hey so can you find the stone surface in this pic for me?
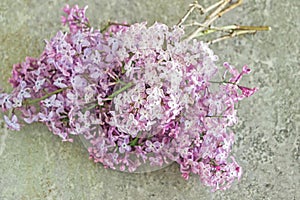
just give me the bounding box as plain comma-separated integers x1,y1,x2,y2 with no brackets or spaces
0,0,299,199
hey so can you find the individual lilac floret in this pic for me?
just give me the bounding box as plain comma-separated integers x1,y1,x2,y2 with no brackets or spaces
4,115,20,131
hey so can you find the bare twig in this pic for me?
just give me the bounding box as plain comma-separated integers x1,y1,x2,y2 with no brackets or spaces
232,25,271,31
202,0,226,14
177,1,198,26
186,0,245,41
187,23,270,32
206,0,243,26
181,0,271,44
192,1,205,15
207,30,257,44
100,20,130,33
182,21,207,28
178,0,227,27
206,0,230,20
184,23,270,41
218,0,243,17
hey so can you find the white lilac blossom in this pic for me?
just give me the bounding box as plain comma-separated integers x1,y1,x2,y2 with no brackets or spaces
0,4,261,192
3,115,20,131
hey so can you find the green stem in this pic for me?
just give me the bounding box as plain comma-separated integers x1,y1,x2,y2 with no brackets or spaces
129,137,139,146
100,21,130,33
8,108,13,118
205,115,225,118
24,87,70,105
104,82,134,101
100,22,110,33
209,80,236,85
86,103,99,111
107,21,130,27
73,79,132,113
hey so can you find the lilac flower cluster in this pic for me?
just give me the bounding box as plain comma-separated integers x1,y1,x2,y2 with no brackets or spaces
0,5,258,191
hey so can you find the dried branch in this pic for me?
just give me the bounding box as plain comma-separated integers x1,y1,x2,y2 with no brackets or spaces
178,0,270,44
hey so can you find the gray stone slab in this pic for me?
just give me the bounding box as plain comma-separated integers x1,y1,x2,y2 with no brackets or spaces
0,0,299,199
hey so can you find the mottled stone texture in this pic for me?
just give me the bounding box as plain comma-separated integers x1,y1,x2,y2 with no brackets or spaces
0,0,299,199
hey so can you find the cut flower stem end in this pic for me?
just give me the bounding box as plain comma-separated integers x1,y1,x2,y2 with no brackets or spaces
178,0,271,43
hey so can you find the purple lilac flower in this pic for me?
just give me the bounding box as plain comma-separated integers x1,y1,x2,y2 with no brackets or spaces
0,93,13,110
4,115,20,131
0,4,259,192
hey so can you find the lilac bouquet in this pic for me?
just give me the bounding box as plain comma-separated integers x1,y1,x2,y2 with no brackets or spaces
0,1,269,191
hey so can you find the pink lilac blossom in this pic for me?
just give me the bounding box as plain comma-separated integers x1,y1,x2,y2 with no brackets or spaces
0,5,258,192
